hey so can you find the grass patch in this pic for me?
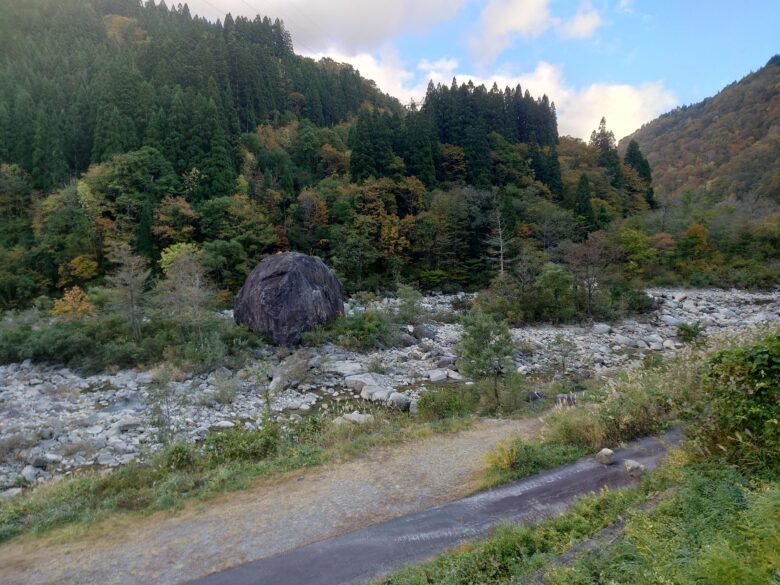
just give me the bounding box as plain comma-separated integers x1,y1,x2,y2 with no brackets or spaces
416,385,480,421
0,410,472,543
374,481,652,584
544,465,779,584
482,440,590,487
375,454,779,585
377,327,780,584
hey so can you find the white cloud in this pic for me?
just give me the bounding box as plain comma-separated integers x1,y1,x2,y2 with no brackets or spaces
557,2,603,39
469,0,604,67
558,81,677,140
305,47,417,103
618,0,634,12
183,0,467,54
307,52,677,140
469,0,555,68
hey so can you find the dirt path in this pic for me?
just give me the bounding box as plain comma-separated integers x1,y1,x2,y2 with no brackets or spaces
188,431,678,585
0,417,543,585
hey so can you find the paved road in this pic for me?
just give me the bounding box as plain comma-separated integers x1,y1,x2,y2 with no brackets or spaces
188,429,681,585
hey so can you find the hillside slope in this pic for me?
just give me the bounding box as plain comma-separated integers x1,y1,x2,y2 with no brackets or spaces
620,55,780,202
0,0,397,191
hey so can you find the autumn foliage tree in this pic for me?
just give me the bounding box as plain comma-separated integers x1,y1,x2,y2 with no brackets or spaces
105,243,151,342
565,230,614,316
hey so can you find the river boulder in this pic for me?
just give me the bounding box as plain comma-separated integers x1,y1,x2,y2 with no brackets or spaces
234,252,344,345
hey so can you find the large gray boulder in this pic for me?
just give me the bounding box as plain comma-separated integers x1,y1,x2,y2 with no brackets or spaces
234,252,344,345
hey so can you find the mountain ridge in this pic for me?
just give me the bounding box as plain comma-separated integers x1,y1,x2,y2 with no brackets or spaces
619,55,780,202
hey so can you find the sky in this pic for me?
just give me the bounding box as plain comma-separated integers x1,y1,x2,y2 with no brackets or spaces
184,0,780,140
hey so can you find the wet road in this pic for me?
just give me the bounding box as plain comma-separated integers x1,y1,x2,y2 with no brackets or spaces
188,429,680,585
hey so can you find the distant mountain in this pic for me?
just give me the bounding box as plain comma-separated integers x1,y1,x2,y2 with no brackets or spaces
619,55,780,202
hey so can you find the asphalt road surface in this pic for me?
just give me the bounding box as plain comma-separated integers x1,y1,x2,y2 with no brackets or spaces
188,428,680,585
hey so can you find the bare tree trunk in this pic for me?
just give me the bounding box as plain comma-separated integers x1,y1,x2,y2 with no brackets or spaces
495,208,505,275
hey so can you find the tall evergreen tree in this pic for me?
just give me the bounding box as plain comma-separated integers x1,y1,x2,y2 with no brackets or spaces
0,102,11,162
464,120,492,187
575,173,595,231
11,90,35,171
31,107,68,190
624,139,656,208
349,109,378,182
546,146,564,202
193,97,236,200
589,117,624,189
404,110,436,188
92,105,132,163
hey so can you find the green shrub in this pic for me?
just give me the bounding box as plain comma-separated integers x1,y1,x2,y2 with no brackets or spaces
302,309,401,351
450,295,473,313
287,415,325,446
396,284,423,325
335,309,398,350
605,280,654,315
0,311,260,374
597,382,671,445
204,424,281,466
475,275,526,325
417,386,478,420
160,442,201,472
301,325,329,346
546,407,606,450
691,333,780,474
678,321,705,344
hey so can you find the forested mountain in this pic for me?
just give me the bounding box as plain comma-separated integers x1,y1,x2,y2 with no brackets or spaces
0,0,398,193
0,0,777,317
619,55,780,202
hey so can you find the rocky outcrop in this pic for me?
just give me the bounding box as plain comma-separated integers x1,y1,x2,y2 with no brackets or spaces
234,252,344,345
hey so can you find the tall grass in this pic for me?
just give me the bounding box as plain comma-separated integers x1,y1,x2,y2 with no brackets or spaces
483,326,777,486
378,327,780,584
544,464,779,584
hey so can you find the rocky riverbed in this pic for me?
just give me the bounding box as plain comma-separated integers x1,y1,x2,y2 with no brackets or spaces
1,287,777,497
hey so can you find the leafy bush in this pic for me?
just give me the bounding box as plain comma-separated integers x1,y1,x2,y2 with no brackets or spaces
337,309,398,350
204,424,281,466
546,407,607,450
396,283,423,325
475,275,526,325
416,386,478,420
303,309,401,351
450,295,473,313
691,333,780,474
475,270,652,326
50,286,95,318
0,311,260,374
596,382,671,445
161,442,200,472
677,321,704,344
